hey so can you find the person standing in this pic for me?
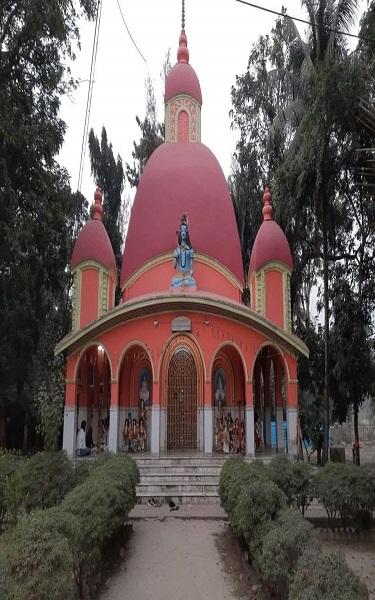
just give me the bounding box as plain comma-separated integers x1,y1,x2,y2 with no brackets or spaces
76,420,91,456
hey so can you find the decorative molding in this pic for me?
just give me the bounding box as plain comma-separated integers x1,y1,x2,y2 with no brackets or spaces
72,270,80,332
165,95,201,143
256,272,265,316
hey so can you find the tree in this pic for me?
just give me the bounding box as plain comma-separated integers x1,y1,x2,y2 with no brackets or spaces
88,126,125,276
0,0,95,448
125,75,165,188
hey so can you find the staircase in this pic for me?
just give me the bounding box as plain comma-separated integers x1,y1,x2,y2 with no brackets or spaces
133,454,230,505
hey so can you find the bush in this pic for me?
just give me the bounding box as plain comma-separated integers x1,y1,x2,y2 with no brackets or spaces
314,462,375,527
219,456,267,517
232,479,286,552
268,456,314,516
259,508,320,599
0,454,24,528
0,510,76,600
0,454,140,599
289,548,369,600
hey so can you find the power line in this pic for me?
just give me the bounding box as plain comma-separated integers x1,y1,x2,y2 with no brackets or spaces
234,0,375,44
116,0,146,63
77,0,103,192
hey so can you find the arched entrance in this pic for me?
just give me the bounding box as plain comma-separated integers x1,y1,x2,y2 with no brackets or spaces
167,347,197,450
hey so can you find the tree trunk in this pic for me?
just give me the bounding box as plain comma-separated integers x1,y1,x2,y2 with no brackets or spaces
353,399,360,466
322,221,330,465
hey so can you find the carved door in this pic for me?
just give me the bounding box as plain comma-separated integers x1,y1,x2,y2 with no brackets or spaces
167,347,197,450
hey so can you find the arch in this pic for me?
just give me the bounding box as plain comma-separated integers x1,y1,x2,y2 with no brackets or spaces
73,340,113,382
158,332,206,383
177,109,189,141
167,346,197,450
116,340,154,380
250,341,290,382
118,342,153,409
208,340,248,382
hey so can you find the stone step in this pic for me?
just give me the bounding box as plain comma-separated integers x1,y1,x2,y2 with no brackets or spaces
136,490,221,505
139,473,220,483
137,482,219,494
133,456,230,468
137,466,222,476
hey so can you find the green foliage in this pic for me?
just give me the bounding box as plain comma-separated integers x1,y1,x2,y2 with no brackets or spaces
34,355,65,451
289,548,369,600
259,508,320,599
0,454,23,527
268,455,314,515
219,456,267,517
232,479,286,546
0,454,139,599
0,511,76,600
314,462,375,526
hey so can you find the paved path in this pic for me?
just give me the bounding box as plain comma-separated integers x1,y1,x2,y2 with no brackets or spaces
100,518,242,600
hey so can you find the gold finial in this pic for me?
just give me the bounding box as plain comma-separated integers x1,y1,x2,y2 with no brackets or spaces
182,0,185,30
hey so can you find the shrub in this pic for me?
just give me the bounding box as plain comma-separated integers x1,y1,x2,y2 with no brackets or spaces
268,456,314,516
0,454,24,528
232,479,286,553
314,462,375,526
0,510,76,600
219,456,267,517
259,508,320,599
289,548,369,600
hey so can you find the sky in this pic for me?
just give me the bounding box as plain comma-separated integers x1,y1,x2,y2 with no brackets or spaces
58,0,368,205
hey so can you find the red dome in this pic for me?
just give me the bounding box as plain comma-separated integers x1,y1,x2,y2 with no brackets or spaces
121,142,243,285
71,219,116,273
249,219,293,273
165,62,202,104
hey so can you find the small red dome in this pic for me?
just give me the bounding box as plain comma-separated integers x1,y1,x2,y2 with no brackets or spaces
120,142,243,285
165,62,202,104
249,187,293,273
71,187,116,273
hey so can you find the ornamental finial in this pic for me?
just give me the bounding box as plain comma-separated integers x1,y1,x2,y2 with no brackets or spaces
262,185,273,221
93,185,103,220
177,0,189,63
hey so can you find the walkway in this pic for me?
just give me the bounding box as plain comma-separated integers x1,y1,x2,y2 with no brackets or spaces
100,513,246,600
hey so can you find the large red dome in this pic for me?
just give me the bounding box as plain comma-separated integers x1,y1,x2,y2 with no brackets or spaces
71,219,116,273
165,62,202,104
121,142,243,285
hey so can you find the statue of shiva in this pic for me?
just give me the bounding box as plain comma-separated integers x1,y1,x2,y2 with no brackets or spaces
171,213,196,288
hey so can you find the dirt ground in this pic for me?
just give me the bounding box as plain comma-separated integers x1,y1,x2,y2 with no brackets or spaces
99,519,263,600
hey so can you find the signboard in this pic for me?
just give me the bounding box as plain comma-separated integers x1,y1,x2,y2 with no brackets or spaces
172,316,191,332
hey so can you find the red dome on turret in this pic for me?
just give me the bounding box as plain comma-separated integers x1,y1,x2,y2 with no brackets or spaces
165,25,202,104
249,186,293,273
120,142,243,285
71,186,116,274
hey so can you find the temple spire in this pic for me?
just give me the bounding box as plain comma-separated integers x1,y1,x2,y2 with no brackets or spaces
177,0,189,63
262,185,273,221
93,185,103,220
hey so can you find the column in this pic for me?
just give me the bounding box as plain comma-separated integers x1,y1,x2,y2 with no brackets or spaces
276,407,285,452
151,407,160,455
204,406,213,453
286,407,298,459
63,381,77,457
245,406,255,457
263,359,271,448
108,381,119,453
275,360,284,451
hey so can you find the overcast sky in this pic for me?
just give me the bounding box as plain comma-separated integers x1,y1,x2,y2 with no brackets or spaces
58,0,368,204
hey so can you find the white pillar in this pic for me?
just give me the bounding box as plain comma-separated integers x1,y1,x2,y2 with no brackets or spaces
245,406,255,457
151,406,160,455
63,406,77,458
204,406,213,453
276,407,285,451
286,407,298,459
108,406,119,453
265,407,272,448
198,408,204,451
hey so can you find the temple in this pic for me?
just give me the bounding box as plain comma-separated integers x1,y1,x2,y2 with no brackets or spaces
56,10,308,458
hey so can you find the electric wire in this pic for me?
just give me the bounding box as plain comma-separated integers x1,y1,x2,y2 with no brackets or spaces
116,0,147,63
234,0,375,44
77,0,103,192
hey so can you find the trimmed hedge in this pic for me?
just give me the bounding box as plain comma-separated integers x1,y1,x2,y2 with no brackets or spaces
259,508,320,599
0,453,139,600
219,457,371,600
289,548,369,600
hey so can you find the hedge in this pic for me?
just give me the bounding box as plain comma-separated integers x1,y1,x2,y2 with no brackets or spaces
0,453,140,600
268,455,314,516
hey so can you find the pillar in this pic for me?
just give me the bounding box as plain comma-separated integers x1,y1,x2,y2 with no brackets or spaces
286,407,298,459
263,359,271,448
63,381,77,457
275,360,284,451
204,380,213,453
108,381,119,453
151,381,160,455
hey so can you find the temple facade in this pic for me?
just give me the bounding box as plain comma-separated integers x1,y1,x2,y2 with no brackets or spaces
56,16,308,458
